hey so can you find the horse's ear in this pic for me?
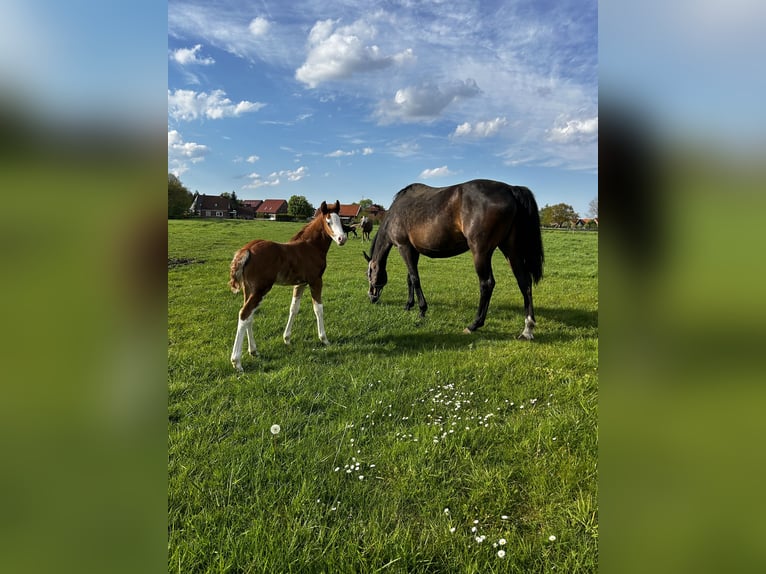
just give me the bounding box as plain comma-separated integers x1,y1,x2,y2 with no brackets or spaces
363,251,371,262
334,199,341,212
320,201,328,214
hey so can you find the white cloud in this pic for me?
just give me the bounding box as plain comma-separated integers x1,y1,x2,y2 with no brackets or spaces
419,165,455,179
452,116,508,138
326,149,355,158
326,147,374,157
549,116,598,143
249,17,270,37
168,89,266,121
246,155,260,163
168,129,209,176
377,79,481,123
244,166,308,189
295,18,412,88
170,44,215,66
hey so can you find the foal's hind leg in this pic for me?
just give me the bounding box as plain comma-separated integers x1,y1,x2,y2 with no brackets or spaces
231,289,267,371
283,284,306,345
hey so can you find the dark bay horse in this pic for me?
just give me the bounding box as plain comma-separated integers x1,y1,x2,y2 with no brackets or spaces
363,180,544,337
229,201,347,371
360,216,373,241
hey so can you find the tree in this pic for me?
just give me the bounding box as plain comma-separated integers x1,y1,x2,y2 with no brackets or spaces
168,173,193,218
287,195,314,219
221,191,242,209
588,196,598,218
358,198,373,211
539,203,579,227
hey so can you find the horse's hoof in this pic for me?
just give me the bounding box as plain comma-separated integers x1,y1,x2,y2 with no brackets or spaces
517,332,534,340
232,363,244,372
283,338,291,346
249,350,259,356
463,327,473,334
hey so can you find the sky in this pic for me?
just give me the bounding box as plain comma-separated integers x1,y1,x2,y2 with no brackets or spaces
168,0,598,216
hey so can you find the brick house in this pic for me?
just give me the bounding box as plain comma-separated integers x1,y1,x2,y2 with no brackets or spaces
256,199,288,220
189,193,255,219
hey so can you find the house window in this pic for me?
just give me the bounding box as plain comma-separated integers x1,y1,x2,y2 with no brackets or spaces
216,211,224,217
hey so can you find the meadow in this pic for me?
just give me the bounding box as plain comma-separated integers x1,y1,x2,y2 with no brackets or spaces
168,219,598,573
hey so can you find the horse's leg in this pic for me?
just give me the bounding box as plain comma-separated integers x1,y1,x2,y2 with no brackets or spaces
500,242,536,339
465,250,496,333
308,280,330,345
511,265,535,339
231,289,267,371
283,284,306,345
399,245,427,317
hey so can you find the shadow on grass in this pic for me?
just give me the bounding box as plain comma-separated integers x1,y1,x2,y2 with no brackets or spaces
218,302,597,373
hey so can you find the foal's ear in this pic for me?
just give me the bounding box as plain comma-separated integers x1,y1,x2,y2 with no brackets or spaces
320,201,328,214
363,251,371,262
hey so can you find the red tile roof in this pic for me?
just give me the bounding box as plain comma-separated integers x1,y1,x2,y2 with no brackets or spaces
256,199,288,213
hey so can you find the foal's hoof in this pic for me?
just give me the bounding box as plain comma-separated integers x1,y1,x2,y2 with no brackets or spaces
232,362,244,373
463,327,474,335
517,332,534,341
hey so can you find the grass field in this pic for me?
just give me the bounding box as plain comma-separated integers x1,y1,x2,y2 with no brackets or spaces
168,219,598,573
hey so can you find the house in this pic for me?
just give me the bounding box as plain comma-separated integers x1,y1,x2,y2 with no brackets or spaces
189,193,254,219
339,204,361,223
256,199,288,220
364,203,387,222
314,203,361,223
241,199,263,211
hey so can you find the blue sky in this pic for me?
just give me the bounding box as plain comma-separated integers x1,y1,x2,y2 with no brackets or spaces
168,0,598,215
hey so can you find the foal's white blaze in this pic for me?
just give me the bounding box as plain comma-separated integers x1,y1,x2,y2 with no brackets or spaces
326,212,347,245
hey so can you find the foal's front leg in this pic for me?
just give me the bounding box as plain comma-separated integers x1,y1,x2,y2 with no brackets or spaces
283,284,306,345
309,281,330,345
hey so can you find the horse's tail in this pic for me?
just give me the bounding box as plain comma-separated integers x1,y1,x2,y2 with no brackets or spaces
511,186,544,284
229,248,250,293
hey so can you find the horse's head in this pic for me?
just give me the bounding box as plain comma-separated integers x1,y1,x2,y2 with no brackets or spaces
321,200,347,246
363,250,387,303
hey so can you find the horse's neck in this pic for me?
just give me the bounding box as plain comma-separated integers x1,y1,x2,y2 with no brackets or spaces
292,218,331,251
372,229,394,267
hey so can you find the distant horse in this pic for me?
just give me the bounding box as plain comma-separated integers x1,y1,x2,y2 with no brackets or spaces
229,200,347,371
342,222,358,238
363,180,544,337
360,216,373,241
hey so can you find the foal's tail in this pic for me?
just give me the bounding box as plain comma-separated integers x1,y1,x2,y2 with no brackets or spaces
511,186,544,284
229,248,251,293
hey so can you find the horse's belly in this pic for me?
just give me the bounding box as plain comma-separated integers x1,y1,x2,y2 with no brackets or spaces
418,243,469,258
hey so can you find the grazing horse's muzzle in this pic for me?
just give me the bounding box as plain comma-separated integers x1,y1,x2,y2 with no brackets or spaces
369,285,383,303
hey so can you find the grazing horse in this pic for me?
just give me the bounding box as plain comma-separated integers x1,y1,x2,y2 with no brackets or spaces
360,216,373,241
229,200,347,371
363,179,544,337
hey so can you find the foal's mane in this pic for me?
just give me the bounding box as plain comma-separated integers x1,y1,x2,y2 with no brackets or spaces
289,211,326,242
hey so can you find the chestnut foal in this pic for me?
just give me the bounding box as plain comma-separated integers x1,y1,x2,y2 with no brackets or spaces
228,200,347,372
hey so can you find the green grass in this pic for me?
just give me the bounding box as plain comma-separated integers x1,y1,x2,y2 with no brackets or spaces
168,220,598,573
